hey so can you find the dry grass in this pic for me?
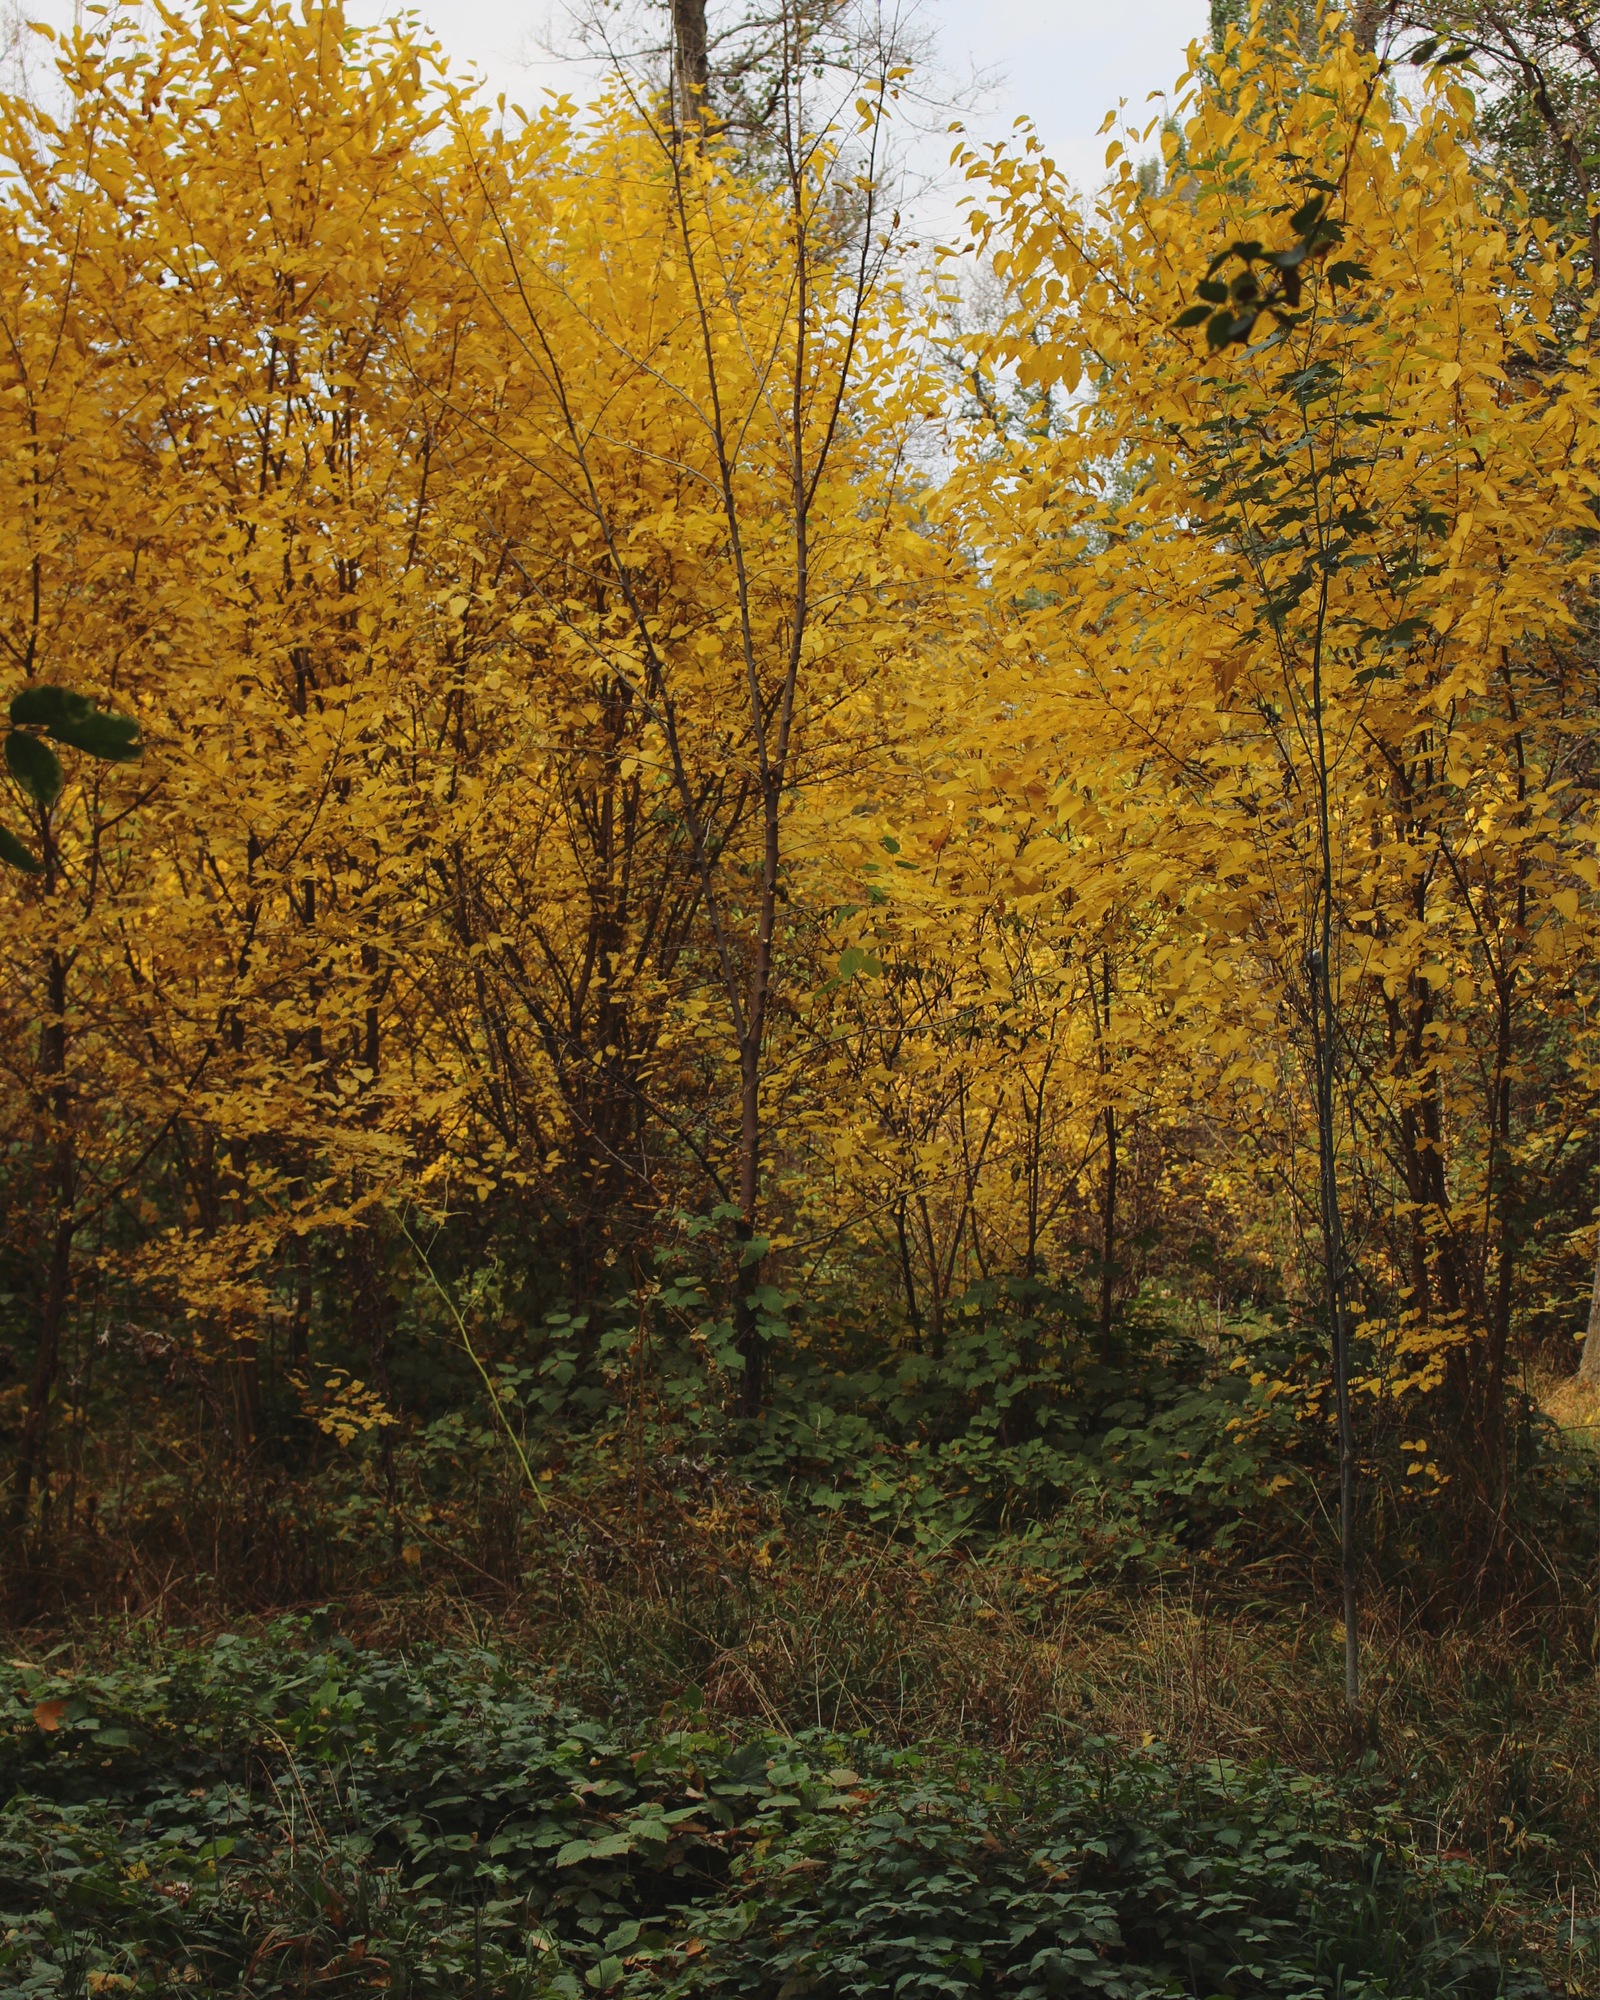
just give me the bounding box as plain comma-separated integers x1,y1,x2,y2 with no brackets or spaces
1541,1371,1600,1445
255,1503,1593,1904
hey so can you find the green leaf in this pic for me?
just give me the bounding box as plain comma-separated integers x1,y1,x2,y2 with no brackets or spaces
5,732,63,807
837,944,883,981
1288,195,1325,235
1197,279,1228,304
0,824,41,872
1173,304,1212,329
50,708,141,761
10,685,93,731
556,1831,634,1866
10,684,140,761
1217,311,1260,349
1205,311,1235,350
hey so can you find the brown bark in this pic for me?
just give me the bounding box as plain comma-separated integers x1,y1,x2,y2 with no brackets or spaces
672,0,709,126
1351,0,1388,55
894,1198,922,1344
735,1035,764,1418
10,949,75,1536
1578,1230,1600,1384
290,1229,312,1372
1481,971,1518,1466
1098,1105,1118,1366
1093,953,1117,1363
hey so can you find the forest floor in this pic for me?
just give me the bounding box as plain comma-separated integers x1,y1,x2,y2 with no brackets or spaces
3,1398,1599,1998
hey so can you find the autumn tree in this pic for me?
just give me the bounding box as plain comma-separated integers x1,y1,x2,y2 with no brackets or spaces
947,2,1600,1609
411,41,940,1412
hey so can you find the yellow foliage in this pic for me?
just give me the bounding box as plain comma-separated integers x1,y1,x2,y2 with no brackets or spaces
3,0,1599,1503
935,6,1600,1432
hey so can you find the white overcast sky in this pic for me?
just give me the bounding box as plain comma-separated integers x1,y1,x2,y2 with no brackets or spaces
13,0,1214,225
431,0,1213,195
421,0,1212,215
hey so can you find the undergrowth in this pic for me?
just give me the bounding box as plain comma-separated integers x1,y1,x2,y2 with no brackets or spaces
0,1621,1561,1999
5,1293,1599,1996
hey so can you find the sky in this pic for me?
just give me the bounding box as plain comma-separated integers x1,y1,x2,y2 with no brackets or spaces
383,0,1213,192
431,0,1211,207
11,0,1213,226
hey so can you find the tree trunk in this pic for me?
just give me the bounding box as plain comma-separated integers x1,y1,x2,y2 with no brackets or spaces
1313,939,1360,1714
1351,0,1386,54
672,0,709,126
1306,568,1360,1716
1578,1230,1600,1384
734,1042,763,1418
291,1230,312,1372
10,949,75,1536
1094,954,1118,1364
1098,1104,1117,1365
894,1198,922,1344
1481,976,1518,1472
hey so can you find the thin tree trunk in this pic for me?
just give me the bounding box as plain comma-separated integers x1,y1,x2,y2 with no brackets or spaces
1308,570,1359,1715
291,1230,312,1372
733,744,785,1419
894,1198,923,1344
1312,939,1359,1712
1094,953,1117,1364
1482,659,1528,1473
916,1192,946,1361
10,949,75,1536
735,1040,763,1419
1351,0,1387,54
1578,1231,1600,1384
1098,1105,1118,1365
1482,975,1518,1467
